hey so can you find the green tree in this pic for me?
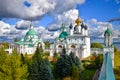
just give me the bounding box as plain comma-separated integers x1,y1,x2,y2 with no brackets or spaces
44,41,50,49
55,50,81,79
55,55,70,79
91,42,103,49
69,52,81,72
114,46,118,53
0,49,28,80
1,42,9,49
61,46,66,55
38,59,54,80
14,38,18,43
32,45,43,62
29,46,54,80
53,50,58,59
29,46,43,79
68,52,81,80
21,53,26,64
70,66,79,80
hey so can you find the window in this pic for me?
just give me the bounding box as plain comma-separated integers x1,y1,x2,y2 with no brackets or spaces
58,45,62,48
71,45,75,48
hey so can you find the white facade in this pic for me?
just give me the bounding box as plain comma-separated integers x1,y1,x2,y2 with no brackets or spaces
50,17,91,58
7,24,45,54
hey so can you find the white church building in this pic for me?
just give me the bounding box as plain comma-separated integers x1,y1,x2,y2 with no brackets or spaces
50,16,91,58
6,23,45,54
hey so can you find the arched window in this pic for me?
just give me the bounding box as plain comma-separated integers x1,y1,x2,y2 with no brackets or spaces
71,45,75,48
58,45,62,48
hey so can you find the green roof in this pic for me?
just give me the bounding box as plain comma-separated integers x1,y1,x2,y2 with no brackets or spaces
26,29,37,36
15,41,24,45
59,31,68,38
98,52,115,80
105,28,112,35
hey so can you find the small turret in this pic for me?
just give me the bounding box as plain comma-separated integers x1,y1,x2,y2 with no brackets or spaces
69,23,73,35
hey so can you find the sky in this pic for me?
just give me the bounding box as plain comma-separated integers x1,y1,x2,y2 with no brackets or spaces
0,0,120,42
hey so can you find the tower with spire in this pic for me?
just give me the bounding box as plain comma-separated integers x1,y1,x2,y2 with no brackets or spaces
103,27,114,67
98,28,115,79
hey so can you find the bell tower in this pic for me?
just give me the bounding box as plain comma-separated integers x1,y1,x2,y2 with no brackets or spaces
103,27,114,67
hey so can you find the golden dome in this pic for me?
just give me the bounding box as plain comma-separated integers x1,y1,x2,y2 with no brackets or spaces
75,17,82,26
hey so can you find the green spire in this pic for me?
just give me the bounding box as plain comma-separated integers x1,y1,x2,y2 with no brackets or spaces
30,20,33,29
98,52,115,80
60,23,66,32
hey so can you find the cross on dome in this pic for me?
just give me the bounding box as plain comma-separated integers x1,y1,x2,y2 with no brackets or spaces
30,20,33,30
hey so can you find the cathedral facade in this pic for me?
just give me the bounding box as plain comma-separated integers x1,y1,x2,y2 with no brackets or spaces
7,23,45,54
50,16,91,58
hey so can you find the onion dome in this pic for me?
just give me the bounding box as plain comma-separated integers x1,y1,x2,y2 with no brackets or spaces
74,25,77,31
59,32,68,39
26,22,37,36
26,29,37,36
81,23,88,30
81,23,84,28
75,17,82,26
84,25,88,30
104,28,112,36
69,23,73,29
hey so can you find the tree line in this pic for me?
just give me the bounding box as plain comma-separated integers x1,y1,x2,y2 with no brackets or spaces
0,45,82,80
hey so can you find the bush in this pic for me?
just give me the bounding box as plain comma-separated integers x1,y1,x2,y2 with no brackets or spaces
91,42,103,49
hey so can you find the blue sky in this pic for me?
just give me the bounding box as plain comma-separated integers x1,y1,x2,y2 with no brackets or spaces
2,0,120,27
77,0,120,21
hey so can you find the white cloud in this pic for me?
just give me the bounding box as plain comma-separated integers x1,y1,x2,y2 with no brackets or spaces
47,9,79,31
15,20,31,30
86,18,120,38
0,21,11,36
0,20,28,41
36,26,58,39
52,0,85,14
0,0,85,20
0,20,60,42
